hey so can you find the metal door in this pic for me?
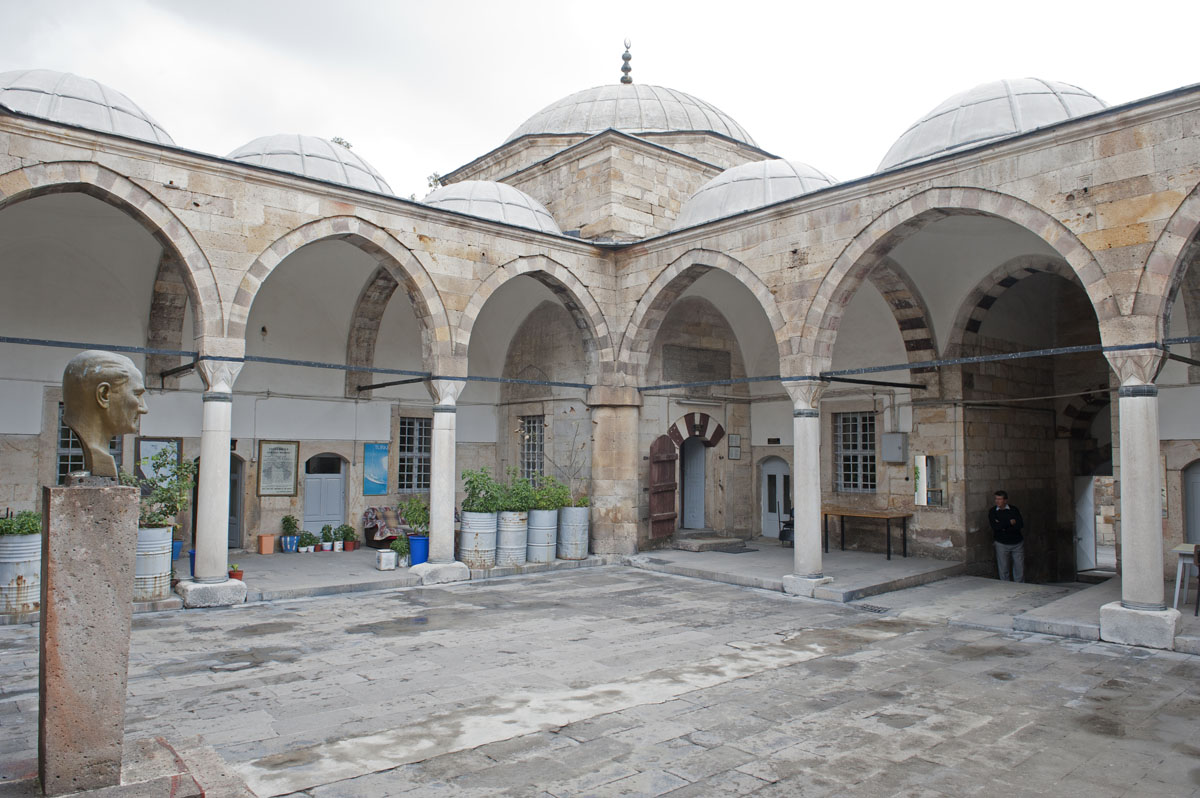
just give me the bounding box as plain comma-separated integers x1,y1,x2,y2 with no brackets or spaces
761,457,790,538
303,458,346,533
1074,475,1096,571
228,456,243,548
649,435,677,539
1186,461,1200,544
681,437,705,529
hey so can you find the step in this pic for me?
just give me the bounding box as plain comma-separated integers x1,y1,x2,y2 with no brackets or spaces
673,536,750,553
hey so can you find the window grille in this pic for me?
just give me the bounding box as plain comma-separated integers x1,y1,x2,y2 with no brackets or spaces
396,417,431,492
834,412,876,493
56,403,122,484
519,415,544,484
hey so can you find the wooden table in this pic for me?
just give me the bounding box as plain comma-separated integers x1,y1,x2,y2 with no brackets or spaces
822,506,913,560
1171,543,1198,610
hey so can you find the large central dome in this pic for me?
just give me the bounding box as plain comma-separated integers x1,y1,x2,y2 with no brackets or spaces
505,84,756,147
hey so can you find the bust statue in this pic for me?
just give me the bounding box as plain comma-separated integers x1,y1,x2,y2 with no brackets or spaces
61,351,148,478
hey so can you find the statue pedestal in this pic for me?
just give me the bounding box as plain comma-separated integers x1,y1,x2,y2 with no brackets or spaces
39,484,138,796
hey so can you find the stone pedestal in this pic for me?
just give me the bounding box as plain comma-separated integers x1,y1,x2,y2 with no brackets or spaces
40,484,138,796
409,561,470,585
782,574,833,598
175,578,247,608
1099,601,1181,650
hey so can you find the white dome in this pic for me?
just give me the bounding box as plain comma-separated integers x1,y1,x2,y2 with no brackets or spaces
424,181,561,235
226,134,392,194
506,84,756,147
0,69,174,145
879,78,1107,171
673,159,837,230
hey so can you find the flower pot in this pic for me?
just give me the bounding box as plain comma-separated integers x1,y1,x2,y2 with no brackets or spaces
496,511,528,566
302,545,315,553
409,535,430,566
333,540,344,552
376,549,398,570
258,534,276,555
135,526,172,602
0,532,41,614
527,509,557,563
344,540,357,552
557,506,589,560
228,569,244,580
459,511,497,568
320,541,333,551
281,535,299,553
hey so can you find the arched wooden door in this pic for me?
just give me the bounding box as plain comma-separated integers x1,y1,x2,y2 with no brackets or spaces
649,435,678,539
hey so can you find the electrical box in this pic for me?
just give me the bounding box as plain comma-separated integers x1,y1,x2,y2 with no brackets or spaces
880,432,908,463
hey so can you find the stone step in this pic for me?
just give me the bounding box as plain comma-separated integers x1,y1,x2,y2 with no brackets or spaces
673,536,750,553
1076,569,1116,584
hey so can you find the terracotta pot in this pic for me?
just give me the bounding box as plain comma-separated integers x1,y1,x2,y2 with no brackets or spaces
344,540,357,552
228,569,244,580
258,534,276,555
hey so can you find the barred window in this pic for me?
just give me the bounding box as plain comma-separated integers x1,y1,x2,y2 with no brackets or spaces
518,415,544,484
57,403,122,484
834,412,875,493
396,417,431,492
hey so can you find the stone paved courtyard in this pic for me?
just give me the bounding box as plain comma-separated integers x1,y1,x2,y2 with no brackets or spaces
1,567,1198,797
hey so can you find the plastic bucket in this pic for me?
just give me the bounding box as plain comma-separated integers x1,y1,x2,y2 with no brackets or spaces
459,512,497,568
496,511,528,567
281,535,299,553
410,535,429,565
134,526,173,602
0,534,41,614
557,506,589,560
172,539,183,561
527,509,557,563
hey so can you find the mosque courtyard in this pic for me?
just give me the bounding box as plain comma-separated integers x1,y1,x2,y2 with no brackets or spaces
1,567,1198,797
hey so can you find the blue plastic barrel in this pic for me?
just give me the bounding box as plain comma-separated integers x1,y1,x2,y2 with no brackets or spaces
188,549,195,578
172,540,183,561
409,535,429,566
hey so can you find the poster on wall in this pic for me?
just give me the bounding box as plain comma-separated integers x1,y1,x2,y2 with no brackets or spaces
364,443,389,495
257,440,298,497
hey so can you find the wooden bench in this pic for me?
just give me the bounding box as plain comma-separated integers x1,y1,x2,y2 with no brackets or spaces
822,506,913,560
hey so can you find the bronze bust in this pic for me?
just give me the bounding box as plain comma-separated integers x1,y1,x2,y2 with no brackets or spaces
61,351,148,478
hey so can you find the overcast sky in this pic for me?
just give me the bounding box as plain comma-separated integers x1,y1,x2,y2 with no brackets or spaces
1,1,1197,199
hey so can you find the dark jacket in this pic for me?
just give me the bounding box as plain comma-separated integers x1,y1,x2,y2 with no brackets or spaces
988,504,1024,545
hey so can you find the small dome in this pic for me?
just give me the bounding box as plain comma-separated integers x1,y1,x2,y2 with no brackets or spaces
506,84,756,147
226,134,392,194
0,69,174,145
673,159,837,230
424,181,561,235
878,78,1107,171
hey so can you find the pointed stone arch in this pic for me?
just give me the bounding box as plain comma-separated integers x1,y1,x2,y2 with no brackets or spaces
863,256,937,363
457,254,612,384
232,216,451,377
0,160,222,341
801,187,1117,373
1147,177,1200,344
618,249,787,384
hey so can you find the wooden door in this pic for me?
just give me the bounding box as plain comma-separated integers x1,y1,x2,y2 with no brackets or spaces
649,435,678,539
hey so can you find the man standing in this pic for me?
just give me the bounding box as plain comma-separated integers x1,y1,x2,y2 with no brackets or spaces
989,490,1025,582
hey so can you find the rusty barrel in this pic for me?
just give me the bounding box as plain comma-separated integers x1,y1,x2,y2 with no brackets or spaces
496,511,528,567
459,511,497,568
0,533,40,614
557,506,589,560
526,509,557,563
134,526,173,602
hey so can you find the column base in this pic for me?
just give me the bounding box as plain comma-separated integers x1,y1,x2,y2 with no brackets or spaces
782,574,833,597
409,561,471,585
1099,601,1181,650
175,578,247,608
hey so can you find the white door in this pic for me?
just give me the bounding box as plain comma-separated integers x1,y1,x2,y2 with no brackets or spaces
1074,476,1096,571
761,457,790,538
1186,462,1200,544
303,456,346,534
681,438,705,529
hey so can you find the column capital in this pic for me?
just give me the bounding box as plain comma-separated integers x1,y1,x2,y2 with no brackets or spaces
783,378,825,412
1105,347,1163,387
586,385,642,408
197,358,242,394
427,378,464,407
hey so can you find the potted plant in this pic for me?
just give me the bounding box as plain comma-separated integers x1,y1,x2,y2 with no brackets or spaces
0,510,42,614
338,524,359,552
227,562,244,580
459,467,501,568
280,515,300,552
298,530,319,553
320,525,335,552
543,406,591,560
496,468,534,567
400,495,430,566
381,533,409,569
528,475,568,563
121,447,197,599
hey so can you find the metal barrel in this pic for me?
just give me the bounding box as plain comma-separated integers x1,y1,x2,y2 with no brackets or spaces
459,512,497,568
526,509,557,563
557,507,589,560
134,526,173,602
496,511,528,567
0,534,41,614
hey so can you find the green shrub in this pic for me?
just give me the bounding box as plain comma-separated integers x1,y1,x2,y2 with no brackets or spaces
119,447,197,528
281,515,300,535
500,468,536,512
390,534,410,556
320,525,334,543
533,476,570,510
460,468,502,513
400,495,429,535
298,531,319,548
0,510,41,536
336,524,358,542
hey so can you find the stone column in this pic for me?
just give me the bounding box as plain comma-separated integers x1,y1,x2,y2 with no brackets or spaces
782,380,832,597
177,358,246,608
410,379,470,585
588,385,642,555
1099,349,1180,649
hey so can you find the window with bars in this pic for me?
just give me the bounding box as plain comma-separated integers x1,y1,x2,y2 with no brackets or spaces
518,415,544,484
56,403,122,484
396,416,431,492
833,412,876,493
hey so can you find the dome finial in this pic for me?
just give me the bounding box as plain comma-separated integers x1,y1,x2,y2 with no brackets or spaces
620,39,632,85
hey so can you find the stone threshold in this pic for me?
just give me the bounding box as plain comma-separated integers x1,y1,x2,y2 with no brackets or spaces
468,555,615,580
